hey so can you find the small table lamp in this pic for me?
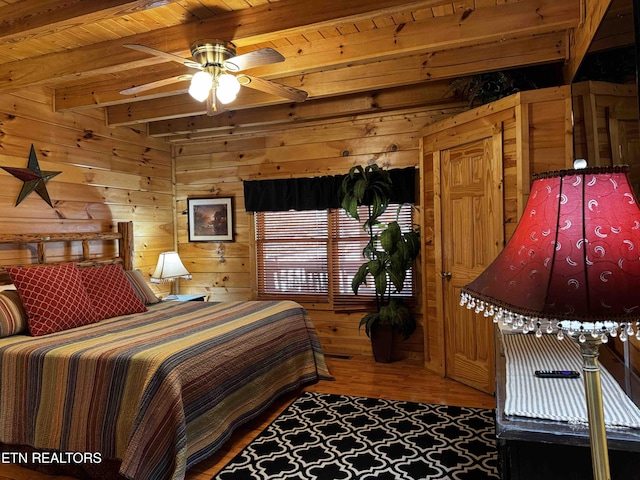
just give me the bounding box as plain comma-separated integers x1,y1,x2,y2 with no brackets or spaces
150,251,192,298
460,165,640,480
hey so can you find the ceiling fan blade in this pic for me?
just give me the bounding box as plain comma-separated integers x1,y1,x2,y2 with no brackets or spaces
124,43,202,69
224,48,285,72
238,75,308,102
120,75,193,95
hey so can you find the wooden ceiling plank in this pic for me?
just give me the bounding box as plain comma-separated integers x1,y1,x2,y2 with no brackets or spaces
107,31,567,126
353,19,377,32
115,15,157,34
0,0,465,92
175,108,440,147
301,31,325,42
148,81,458,137
298,32,566,96
372,16,398,28
141,2,198,26
284,34,310,45
336,24,360,36
54,1,576,111
55,64,192,111
98,17,145,38
245,0,578,78
173,108,461,149
0,0,181,45
106,87,287,125
220,0,253,8
391,11,416,24
105,93,212,125
317,27,342,39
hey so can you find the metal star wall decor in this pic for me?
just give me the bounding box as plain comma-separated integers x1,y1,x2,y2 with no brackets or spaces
1,144,61,207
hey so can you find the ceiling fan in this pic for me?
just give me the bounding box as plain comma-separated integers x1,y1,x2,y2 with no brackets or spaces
120,39,308,116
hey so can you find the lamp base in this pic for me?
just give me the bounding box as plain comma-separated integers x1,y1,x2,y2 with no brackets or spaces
570,335,611,480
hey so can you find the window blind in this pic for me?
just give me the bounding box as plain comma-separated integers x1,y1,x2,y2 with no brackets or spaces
255,205,415,309
256,210,329,302
331,205,415,308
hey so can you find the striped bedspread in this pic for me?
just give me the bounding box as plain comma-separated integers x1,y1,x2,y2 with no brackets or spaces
0,300,332,480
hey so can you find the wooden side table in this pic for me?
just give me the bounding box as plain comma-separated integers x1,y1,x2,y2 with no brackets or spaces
494,327,640,479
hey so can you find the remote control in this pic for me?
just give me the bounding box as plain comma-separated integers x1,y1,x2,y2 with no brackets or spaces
534,370,580,378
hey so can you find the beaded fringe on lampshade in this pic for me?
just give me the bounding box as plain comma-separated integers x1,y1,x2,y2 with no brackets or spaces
460,166,640,343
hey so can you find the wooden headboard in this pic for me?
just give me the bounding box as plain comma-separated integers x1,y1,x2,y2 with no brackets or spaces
0,221,134,284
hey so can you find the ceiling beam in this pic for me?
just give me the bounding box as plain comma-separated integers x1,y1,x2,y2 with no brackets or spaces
247,0,578,78
0,0,180,45
149,81,461,140
0,0,444,92
54,0,576,112
563,0,614,82
107,89,284,126
165,104,469,143
106,31,567,126
55,63,191,111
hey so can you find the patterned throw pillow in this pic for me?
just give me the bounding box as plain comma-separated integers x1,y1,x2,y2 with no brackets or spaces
0,290,28,337
7,264,101,336
80,264,147,319
124,269,160,304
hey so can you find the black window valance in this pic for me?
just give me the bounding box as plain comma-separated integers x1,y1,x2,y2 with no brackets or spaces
243,167,416,212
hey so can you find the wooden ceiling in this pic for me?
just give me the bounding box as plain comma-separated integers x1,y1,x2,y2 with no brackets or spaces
0,0,582,142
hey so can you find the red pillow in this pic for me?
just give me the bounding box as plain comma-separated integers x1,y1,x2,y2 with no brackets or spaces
7,264,100,336
80,264,147,319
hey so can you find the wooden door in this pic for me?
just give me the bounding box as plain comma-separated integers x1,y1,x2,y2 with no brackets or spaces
436,129,503,394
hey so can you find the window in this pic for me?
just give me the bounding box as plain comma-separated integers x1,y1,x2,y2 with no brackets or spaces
256,210,329,302
255,204,415,306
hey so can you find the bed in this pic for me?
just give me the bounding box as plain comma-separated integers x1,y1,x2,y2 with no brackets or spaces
0,222,332,480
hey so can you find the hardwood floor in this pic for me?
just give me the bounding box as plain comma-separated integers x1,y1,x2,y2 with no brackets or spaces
0,354,495,480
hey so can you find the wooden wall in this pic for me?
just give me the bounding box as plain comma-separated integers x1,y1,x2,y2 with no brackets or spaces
0,87,174,292
173,104,466,362
0,84,573,366
572,80,639,189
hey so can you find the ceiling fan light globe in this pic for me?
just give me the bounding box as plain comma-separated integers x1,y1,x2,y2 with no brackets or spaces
188,71,213,102
217,74,241,95
216,88,237,104
188,85,209,102
216,74,241,104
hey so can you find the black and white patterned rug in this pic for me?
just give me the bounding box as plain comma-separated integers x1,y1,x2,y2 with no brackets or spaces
212,391,499,480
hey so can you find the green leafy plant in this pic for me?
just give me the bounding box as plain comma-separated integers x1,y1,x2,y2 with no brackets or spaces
339,164,420,340
448,69,545,108
448,72,520,108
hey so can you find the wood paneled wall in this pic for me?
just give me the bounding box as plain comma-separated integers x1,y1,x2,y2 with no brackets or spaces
0,87,174,294
173,104,466,362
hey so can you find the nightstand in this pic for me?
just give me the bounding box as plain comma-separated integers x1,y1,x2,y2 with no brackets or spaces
163,294,207,302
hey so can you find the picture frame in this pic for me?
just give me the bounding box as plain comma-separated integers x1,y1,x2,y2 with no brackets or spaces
187,197,234,242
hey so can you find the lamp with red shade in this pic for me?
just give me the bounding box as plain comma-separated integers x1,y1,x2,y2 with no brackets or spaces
460,164,640,480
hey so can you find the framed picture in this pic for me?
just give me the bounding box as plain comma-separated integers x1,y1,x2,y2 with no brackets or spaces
187,197,234,242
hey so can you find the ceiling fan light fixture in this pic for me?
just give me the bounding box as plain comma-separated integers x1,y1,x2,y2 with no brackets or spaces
216,73,241,104
121,39,308,109
188,71,213,102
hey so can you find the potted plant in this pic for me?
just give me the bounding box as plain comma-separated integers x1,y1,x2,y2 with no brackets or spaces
339,164,420,362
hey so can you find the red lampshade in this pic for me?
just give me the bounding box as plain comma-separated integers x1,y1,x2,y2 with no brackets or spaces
461,166,640,340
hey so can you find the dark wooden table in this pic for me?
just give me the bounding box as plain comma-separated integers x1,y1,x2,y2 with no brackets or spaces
495,327,640,480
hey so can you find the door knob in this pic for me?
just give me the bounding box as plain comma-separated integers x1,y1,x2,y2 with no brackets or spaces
441,272,452,281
